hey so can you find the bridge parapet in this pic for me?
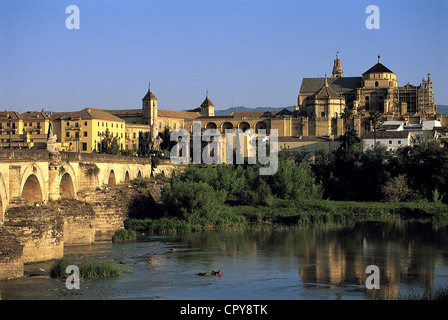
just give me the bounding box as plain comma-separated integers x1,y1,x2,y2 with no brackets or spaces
0,150,151,165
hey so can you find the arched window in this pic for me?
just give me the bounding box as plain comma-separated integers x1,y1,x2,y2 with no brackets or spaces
375,81,379,87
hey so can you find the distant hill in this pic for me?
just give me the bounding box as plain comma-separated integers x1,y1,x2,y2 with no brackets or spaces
214,106,295,116
438,105,448,114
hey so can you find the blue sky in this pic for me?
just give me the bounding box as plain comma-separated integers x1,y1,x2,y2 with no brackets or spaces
1,0,447,112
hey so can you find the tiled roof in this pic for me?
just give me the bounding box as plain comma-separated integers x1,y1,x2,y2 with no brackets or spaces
313,84,341,99
362,62,394,75
108,109,142,116
363,131,409,139
157,109,201,119
0,111,21,121
0,111,50,121
299,77,362,94
52,108,125,122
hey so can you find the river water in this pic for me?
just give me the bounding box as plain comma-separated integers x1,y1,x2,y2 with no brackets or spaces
1,220,448,300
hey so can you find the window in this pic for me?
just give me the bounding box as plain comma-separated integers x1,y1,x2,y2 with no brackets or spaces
375,81,379,87
36,123,40,129
102,122,104,127
84,121,87,126
159,122,161,129
75,132,79,139
133,132,136,139
173,123,177,129
83,131,88,137
75,122,78,127
66,132,70,138
389,140,392,145
24,123,27,127
82,143,87,151
398,140,401,145
67,122,70,126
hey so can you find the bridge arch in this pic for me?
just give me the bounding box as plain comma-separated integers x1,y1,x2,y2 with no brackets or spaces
59,172,75,199
22,174,43,202
20,163,46,203
108,169,116,186
124,170,130,183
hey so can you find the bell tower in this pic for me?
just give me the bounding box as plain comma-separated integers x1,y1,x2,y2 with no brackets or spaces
332,52,344,78
142,82,158,126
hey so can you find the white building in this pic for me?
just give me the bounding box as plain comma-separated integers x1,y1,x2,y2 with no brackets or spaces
363,131,411,151
363,119,442,151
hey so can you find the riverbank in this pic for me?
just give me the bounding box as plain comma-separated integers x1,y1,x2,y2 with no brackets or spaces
124,197,448,234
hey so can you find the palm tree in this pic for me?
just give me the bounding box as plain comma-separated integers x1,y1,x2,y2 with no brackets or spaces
368,111,382,149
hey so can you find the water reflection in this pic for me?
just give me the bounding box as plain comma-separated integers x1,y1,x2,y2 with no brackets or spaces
297,220,448,299
0,220,447,300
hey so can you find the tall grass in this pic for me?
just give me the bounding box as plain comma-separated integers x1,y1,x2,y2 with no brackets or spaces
50,257,130,279
112,228,137,243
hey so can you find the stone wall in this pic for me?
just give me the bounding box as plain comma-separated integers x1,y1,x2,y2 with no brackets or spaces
51,199,96,245
3,206,64,264
0,226,24,279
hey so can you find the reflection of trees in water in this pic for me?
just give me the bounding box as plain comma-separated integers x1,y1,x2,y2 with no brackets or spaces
160,221,448,299
298,220,448,299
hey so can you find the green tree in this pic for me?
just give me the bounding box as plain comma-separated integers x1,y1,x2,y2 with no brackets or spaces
99,128,120,155
161,180,226,220
382,174,410,203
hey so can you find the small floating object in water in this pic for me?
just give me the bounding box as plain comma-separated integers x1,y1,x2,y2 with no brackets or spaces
211,269,222,276
197,269,222,276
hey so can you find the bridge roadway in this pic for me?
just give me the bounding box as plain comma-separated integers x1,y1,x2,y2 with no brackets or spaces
0,149,152,222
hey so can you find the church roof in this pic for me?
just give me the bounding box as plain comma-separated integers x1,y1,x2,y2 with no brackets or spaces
300,77,362,94
362,62,394,75
142,83,156,100
313,81,341,99
201,93,214,108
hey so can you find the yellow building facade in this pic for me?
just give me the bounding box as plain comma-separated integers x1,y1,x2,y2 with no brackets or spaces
51,108,126,153
0,111,51,149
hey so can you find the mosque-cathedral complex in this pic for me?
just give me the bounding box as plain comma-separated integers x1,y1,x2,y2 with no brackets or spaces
1,53,446,153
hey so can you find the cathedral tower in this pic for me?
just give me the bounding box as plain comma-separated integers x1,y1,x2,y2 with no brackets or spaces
332,52,344,78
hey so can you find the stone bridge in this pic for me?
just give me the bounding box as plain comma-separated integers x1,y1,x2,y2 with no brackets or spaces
0,150,151,222
0,150,155,280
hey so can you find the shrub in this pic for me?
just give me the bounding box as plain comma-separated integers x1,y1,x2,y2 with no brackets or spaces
50,257,128,279
112,228,137,243
161,180,226,220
